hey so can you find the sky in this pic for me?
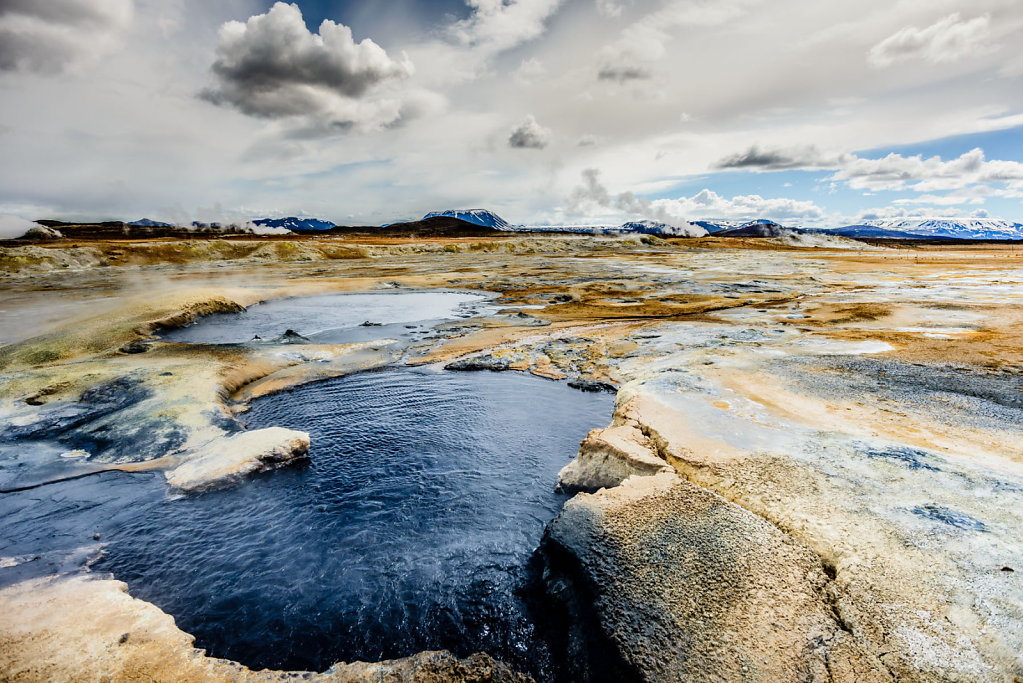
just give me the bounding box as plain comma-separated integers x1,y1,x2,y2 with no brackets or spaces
0,0,1022,227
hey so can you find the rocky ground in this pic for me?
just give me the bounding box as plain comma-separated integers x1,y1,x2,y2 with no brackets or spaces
1,234,1021,681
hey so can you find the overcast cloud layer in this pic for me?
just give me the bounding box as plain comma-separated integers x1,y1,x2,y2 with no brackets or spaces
0,0,1022,227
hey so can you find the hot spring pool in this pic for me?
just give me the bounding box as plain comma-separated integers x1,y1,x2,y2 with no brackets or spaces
88,368,612,676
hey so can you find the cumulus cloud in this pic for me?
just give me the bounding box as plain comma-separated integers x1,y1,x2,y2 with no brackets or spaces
650,189,825,222
202,2,428,132
868,13,991,68
0,0,133,74
715,145,851,170
831,148,1023,193
450,0,563,54
569,169,824,225
508,114,551,149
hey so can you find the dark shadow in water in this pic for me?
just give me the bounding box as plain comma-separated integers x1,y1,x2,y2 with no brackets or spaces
94,368,613,678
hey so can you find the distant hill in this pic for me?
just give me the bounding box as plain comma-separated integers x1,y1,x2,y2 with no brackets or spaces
129,218,175,228
424,209,510,230
33,220,272,239
809,225,932,239
711,222,790,238
254,217,335,232
323,216,504,238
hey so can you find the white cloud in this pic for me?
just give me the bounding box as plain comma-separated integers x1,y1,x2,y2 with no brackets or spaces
831,148,1023,193
508,114,551,149
450,0,563,54
649,189,825,222
202,2,433,133
568,168,824,224
892,193,987,206
868,13,991,69
0,0,133,74
595,0,627,18
512,57,546,85
597,0,752,82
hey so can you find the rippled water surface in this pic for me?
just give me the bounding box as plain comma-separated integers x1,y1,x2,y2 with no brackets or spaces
94,368,612,675
161,291,493,344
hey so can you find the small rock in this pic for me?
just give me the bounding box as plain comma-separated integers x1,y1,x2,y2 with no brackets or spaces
118,340,151,354
272,329,310,344
361,320,383,327
118,633,129,644
568,378,617,393
445,354,514,372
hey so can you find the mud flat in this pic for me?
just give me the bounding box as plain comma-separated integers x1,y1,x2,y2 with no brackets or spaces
1,235,1022,681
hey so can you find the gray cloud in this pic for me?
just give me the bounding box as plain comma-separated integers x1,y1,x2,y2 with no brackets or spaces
715,145,849,170
508,114,551,149
0,0,132,74
202,2,420,131
597,64,651,82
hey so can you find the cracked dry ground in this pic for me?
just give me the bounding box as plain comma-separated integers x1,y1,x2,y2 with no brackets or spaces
1,235,1022,681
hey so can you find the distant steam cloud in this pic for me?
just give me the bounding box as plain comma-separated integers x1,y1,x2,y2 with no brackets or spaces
868,13,991,68
0,213,42,239
202,2,432,133
508,114,551,149
0,0,133,74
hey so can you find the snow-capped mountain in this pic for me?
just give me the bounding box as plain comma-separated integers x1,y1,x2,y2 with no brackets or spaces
423,209,511,230
253,217,336,232
852,218,1023,240
691,219,780,233
813,225,930,239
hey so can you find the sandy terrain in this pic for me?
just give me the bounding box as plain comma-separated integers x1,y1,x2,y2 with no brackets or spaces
1,234,1021,681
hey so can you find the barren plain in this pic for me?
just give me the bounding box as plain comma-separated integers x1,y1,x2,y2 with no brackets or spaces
1,233,1021,682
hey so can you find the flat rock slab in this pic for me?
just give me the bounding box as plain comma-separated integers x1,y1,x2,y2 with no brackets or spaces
0,575,530,682
542,472,890,682
166,427,310,492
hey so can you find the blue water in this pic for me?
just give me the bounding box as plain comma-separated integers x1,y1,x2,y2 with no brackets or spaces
90,368,611,675
160,291,494,345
